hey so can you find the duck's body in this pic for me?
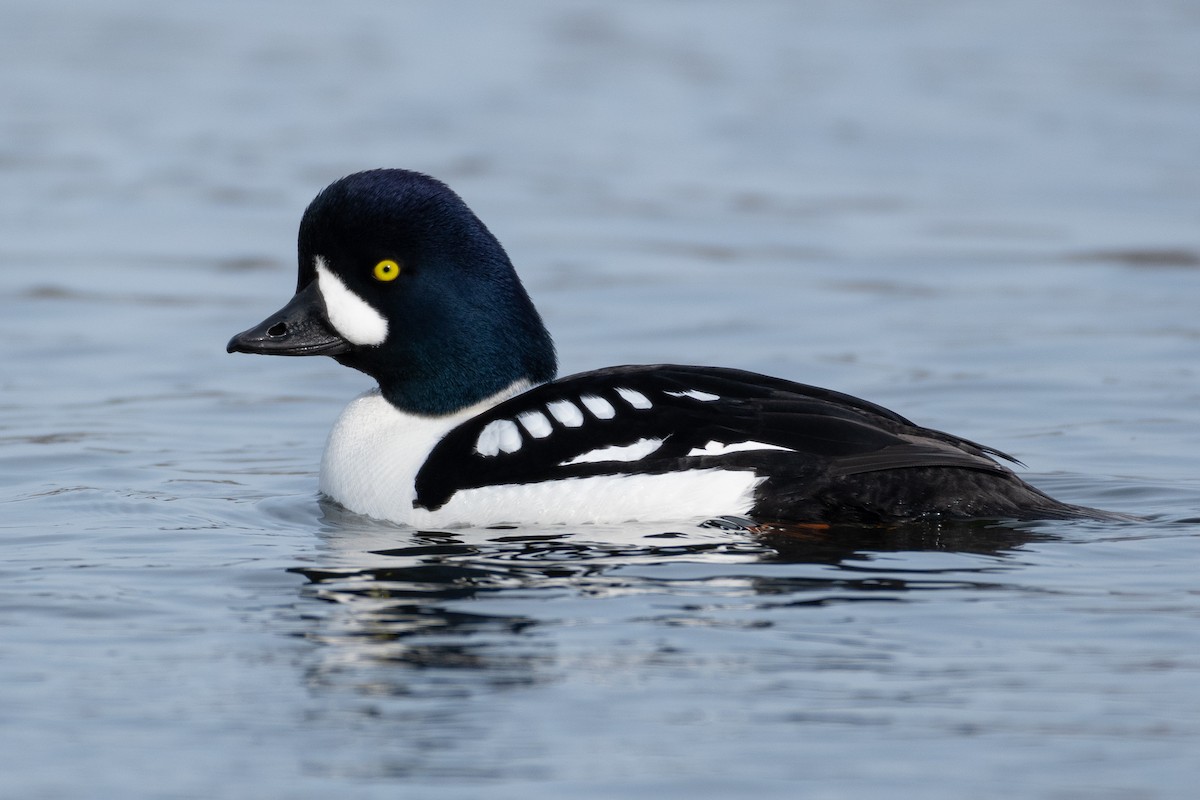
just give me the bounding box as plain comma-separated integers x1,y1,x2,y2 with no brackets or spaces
317,377,781,527
228,169,1102,527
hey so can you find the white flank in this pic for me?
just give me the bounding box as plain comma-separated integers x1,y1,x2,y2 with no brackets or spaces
320,386,763,527
665,389,720,402
615,387,653,409
433,469,761,526
315,257,388,346
579,394,616,419
687,440,794,457
560,437,663,466
517,410,553,438
546,399,584,428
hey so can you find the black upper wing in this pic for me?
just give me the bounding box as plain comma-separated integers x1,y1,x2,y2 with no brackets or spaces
413,364,1018,512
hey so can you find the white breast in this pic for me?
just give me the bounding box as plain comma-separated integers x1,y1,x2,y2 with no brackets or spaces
319,389,469,523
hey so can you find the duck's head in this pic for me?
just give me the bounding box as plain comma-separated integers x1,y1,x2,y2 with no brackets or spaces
227,169,557,415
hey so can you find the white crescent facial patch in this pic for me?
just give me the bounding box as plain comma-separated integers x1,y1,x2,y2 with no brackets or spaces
315,256,388,346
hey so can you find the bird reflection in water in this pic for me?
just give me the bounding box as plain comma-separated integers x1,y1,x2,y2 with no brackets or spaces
290,509,1051,696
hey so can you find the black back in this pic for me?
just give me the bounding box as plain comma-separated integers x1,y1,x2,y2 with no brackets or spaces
414,364,1019,515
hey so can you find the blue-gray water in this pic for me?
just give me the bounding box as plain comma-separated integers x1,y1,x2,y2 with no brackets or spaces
3,2,1200,798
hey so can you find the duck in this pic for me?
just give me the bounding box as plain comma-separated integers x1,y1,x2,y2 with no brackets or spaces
227,168,1104,527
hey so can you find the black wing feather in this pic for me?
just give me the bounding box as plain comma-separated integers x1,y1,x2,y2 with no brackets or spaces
413,365,1017,512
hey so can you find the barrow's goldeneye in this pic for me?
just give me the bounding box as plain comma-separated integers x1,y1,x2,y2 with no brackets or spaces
228,169,1104,527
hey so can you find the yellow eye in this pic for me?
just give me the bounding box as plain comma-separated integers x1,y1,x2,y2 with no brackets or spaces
373,259,402,282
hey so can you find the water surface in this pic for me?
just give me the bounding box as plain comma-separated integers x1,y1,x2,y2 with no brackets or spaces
3,1,1200,798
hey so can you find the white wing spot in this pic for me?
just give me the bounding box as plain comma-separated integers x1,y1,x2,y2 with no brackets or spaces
561,438,663,465
496,420,523,453
517,410,553,439
665,389,720,402
546,400,585,428
475,419,523,457
579,395,616,420
687,440,794,457
616,387,653,410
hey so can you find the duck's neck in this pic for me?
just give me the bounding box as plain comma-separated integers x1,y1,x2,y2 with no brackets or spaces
379,372,539,418
364,317,557,417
